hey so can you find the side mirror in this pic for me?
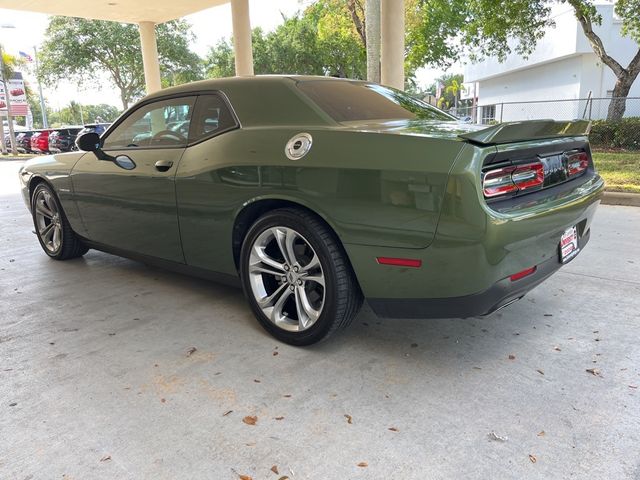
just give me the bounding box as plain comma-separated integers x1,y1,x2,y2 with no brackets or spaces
75,132,101,152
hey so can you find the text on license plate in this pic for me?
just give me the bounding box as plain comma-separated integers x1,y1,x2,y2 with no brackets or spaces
560,226,579,263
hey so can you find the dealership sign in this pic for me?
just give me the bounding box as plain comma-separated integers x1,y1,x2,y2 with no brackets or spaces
0,73,29,116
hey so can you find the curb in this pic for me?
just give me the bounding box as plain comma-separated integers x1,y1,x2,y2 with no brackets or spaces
601,191,640,207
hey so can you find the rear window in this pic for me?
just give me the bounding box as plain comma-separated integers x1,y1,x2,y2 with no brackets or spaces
297,80,455,123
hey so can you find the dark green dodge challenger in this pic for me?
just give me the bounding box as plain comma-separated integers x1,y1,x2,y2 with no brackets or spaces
19,76,604,345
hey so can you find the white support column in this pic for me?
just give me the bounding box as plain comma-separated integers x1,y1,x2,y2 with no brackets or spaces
365,0,381,83
380,0,404,90
138,21,162,94
231,0,254,76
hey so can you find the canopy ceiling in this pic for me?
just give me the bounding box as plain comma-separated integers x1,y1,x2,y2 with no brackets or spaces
0,0,230,23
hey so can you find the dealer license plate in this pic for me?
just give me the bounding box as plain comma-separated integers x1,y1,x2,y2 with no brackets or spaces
559,226,580,263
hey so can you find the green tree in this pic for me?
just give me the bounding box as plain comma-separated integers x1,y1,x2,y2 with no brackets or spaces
407,0,640,120
568,0,640,119
39,17,203,109
48,103,122,127
429,73,464,110
1,49,23,82
205,0,368,80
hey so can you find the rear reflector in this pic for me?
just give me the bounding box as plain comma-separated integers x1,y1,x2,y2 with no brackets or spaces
376,257,422,268
509,266,537,282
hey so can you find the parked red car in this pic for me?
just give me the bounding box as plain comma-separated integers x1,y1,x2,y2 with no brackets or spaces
30,130,52,154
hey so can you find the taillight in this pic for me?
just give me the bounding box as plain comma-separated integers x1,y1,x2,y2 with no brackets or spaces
566,152,589,176
483,167,518,197
483,162,545,198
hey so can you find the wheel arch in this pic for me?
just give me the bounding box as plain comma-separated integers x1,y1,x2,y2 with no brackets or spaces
27,175,52,202
231,196,347,271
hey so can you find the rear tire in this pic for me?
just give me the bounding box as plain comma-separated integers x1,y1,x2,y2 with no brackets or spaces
31,183,89,260
240,208,362,346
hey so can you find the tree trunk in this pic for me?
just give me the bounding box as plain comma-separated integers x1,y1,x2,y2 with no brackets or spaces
568,1,640,122
120,90,129,110
607,74,635,121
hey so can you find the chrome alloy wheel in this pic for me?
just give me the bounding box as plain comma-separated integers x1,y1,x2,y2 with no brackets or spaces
248,226,325,332
34,189,63,253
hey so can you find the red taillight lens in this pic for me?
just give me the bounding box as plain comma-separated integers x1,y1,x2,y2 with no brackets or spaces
483,167,518,198
512,162,545,192
483,162,545,198
566,152,589,176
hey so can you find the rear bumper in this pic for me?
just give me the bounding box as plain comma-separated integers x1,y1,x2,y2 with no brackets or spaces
368,227,589,318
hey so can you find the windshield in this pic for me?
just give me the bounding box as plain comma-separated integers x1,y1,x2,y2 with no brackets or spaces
297,80,456,123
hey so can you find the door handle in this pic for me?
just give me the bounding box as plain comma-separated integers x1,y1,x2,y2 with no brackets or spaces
154,160,174,172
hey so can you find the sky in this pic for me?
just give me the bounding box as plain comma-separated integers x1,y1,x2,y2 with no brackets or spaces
0,0,451,111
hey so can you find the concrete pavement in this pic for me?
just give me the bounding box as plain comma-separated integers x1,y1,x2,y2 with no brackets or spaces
1,160,639,479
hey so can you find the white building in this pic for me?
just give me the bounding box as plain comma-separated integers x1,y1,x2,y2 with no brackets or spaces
463,2,640,123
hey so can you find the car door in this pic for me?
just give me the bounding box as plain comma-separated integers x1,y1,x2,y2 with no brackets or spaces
71,95,196,263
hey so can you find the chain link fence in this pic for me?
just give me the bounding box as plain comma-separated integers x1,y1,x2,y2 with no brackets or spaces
450,97,640,150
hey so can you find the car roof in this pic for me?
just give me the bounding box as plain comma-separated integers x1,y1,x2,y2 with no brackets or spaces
141,75,367,128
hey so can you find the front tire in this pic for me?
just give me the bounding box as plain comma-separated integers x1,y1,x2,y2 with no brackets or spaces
31,183,89,260
240,208,362,346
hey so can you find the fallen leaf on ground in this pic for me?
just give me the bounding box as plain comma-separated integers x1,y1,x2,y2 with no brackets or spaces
473,366,482,370
344,414,353,424
160,398,166,403
537,430,545,436
554,346,561,351
100,455,111,462
357,462,368,467
488,431,508,442
274,416,285,420
536,369,545,375
273,351,279,356
254,379,261,383
223,410,233,416
388,427,399,432
238,475,252,480
243,415,258,426
544,314,553,317
508,354,516,360
586,368,602,377
186,347,197,357
278,477,289,480
271,465,279,474
283,394,291,398
529,454,537,463
629,385,638,389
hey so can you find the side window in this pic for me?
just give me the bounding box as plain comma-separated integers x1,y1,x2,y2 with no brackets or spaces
103,96,196,149
189,94,238,143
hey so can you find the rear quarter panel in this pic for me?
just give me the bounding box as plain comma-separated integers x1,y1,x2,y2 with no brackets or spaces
175,126,464,275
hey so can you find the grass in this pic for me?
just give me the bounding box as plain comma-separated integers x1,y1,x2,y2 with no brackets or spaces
592,150,640,194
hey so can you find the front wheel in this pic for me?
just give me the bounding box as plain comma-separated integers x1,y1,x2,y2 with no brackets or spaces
240,208,363,346
31,183,89,260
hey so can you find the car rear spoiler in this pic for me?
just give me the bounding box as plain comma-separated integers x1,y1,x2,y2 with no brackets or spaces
459,119,591,145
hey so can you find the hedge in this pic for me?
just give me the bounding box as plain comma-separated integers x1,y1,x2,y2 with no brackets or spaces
589,117,640,150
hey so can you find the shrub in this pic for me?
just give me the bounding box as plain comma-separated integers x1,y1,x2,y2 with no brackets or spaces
590,117,640,150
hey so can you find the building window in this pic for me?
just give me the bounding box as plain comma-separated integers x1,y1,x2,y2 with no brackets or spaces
481,105,496,124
